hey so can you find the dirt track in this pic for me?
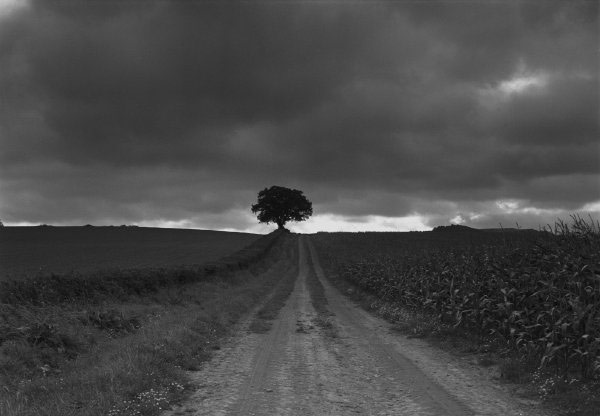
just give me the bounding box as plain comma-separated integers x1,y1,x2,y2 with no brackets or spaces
164,236,550,415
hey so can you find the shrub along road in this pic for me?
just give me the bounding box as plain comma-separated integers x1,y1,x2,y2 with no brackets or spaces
164,236,551,416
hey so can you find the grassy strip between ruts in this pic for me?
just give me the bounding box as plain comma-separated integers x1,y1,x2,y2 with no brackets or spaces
0,232,295,416
311,237,600,416
248,236,299,334
304,240,336,337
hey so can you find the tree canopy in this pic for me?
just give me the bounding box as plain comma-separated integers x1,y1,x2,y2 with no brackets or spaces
251,186,313,229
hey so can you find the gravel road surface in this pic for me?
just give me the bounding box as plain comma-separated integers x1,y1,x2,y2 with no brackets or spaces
164,236,550,416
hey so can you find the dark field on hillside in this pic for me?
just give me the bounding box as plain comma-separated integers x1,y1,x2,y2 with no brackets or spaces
0,226,260,279
313,228,542,258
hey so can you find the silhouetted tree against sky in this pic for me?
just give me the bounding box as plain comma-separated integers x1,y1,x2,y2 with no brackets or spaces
251,186,313,230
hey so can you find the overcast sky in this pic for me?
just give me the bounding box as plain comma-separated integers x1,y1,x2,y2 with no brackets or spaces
0,0,598,233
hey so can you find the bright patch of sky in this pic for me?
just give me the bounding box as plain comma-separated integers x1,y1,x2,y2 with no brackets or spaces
139,213,432,233
478,61,550,107
498,60,550,95
449,214,465,225
288,214,430,233
581,201,600,213
498,73,549,95
496,199,564,216
54,213,430,233
0,0,28,19
496,200,521,212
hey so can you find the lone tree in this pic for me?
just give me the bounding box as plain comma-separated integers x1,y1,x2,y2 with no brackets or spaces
251,186,312,230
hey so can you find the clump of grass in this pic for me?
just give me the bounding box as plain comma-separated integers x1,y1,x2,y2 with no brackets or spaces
531,371,600,416
83,309,141,336
498,355,537,383
107,381,186,416
477,355,497,367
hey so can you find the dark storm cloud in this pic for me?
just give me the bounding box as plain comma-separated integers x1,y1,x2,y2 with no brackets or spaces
0,0,598,230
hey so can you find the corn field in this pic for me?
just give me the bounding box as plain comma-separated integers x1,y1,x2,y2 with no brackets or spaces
312,216,600,379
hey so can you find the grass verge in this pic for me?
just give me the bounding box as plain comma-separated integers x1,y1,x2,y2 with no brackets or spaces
0,232,295,416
